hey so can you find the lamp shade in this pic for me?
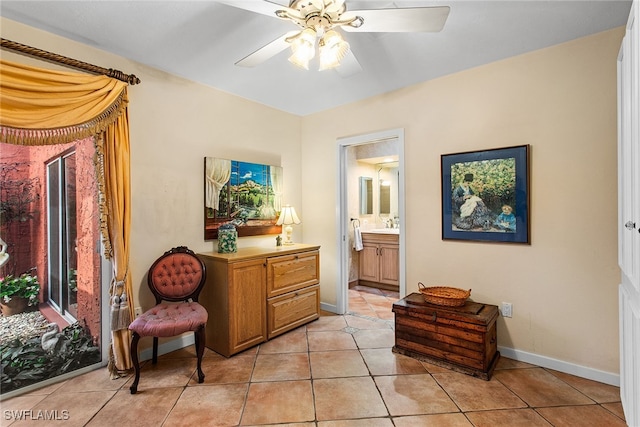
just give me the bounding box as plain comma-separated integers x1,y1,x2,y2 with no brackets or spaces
288,28,317,70
319,30,350,71
276,205,301,225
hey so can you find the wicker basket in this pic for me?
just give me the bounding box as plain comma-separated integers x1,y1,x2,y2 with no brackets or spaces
418,282,471,307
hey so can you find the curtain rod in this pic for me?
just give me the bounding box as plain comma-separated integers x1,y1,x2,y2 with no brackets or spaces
1,38,141,85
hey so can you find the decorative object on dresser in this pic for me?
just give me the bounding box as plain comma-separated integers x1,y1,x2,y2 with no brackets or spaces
128,246,208,394
276,204,301,245
441,145,530,244
393,292,499,380
198,244,320,357
217,222,238,253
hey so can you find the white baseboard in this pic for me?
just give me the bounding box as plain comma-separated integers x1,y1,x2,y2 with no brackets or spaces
498,346,620,387
139,335,195,362
138,321,619,388
320,302,338,314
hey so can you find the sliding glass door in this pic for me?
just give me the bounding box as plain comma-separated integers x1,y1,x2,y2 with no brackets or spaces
47,151,77,320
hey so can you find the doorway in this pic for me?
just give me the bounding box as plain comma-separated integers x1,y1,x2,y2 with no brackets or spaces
336,128,406,314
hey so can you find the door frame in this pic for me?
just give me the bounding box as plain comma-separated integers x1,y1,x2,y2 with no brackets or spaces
336,128,406,314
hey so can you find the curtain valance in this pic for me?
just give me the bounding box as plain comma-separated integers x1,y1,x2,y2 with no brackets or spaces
0,57,134,376
0,58,127,145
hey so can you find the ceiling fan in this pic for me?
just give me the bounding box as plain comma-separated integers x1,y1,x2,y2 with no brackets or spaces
218,0,450,76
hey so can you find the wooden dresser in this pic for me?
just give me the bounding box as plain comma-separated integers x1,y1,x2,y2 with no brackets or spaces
392,292,499,380
198,244,320,357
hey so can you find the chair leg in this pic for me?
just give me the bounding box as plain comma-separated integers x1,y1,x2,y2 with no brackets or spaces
129,332,141,394
195,325,205,383
152,337,159,364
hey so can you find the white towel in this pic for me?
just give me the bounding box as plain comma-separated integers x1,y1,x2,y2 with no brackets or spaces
354,226,364,251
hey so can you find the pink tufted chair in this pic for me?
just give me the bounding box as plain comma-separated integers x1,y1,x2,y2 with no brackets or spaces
128,246,208,394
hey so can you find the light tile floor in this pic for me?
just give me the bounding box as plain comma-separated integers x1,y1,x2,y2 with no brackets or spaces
2,286,626,426
348,285,400,321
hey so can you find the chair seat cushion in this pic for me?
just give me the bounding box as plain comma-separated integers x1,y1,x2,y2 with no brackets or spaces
129,302,208,337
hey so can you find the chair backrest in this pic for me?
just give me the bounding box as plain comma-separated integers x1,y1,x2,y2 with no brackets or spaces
147,246,206,304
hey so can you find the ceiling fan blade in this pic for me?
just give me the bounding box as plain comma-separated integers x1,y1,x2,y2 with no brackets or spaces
342,6,450,33
216,0,303,20
235,31,299,67
334,49,362,78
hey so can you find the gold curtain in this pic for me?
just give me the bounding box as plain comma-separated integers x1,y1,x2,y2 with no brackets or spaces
0,58,134,375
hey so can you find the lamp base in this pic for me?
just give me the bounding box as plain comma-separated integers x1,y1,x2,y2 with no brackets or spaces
283,225,294,245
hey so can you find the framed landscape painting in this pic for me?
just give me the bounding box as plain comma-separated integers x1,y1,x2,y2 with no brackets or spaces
441,145,530,244
204,157,282,240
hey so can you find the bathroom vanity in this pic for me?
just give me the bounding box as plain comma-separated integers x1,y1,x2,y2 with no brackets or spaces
198,244,320,357
358,230,399,290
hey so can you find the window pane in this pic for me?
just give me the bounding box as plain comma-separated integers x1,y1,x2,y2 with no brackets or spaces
47,159,61,311
64,153,77,318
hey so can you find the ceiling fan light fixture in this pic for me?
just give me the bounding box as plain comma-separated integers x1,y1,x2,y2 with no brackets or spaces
318,30,349,70
288,28,317,69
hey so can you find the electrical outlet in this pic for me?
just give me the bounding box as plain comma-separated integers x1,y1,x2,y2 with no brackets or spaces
501,302,512,318
134,307,143,318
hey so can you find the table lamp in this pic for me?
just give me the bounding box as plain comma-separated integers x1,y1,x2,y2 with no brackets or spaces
276,205,301,245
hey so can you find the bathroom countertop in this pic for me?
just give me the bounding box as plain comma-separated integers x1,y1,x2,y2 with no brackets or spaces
361,229,399,234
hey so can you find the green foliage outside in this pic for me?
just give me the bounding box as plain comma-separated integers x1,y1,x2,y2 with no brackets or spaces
1,323,100,394
452,158,516,212
0,273,39,306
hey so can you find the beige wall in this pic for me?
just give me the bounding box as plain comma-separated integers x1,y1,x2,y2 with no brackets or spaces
1,17,623,375
0,17,301,320
301,27,624,374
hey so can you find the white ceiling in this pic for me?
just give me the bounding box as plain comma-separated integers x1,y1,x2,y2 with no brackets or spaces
0,1,632,116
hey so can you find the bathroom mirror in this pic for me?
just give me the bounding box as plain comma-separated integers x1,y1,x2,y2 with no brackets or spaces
379,182,391,214
377,162,399,216
359,176,373,215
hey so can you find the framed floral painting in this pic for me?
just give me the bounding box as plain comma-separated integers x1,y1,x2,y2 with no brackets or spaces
441,145,530,244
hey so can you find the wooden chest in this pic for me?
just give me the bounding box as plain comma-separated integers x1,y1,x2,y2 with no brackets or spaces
392,293,500,380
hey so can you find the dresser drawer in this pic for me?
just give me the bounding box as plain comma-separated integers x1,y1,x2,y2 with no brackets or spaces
266,250,319,298
267,285,319,339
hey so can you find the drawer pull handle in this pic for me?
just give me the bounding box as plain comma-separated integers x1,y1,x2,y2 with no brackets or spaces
431,312,437,322
625,221,636,230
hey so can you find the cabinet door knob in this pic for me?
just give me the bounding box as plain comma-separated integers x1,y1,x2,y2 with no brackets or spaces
625,221,636,230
